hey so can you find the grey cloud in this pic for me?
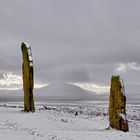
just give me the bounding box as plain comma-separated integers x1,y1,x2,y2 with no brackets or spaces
0,0,140,86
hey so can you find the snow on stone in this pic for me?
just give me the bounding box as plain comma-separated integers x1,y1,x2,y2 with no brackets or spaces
27,47,33,61
29,62,33,67
119,78,125,95
119,113,127,121
0,102,139,140
23,42,30,49
23,42,33,67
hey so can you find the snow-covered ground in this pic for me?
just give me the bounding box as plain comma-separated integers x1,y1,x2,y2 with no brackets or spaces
0,102,139,140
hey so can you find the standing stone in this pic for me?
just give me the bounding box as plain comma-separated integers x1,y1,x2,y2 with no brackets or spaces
21,42,35,112
109,76,129,132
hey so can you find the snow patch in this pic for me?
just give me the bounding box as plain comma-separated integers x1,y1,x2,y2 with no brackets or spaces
0,102,139,140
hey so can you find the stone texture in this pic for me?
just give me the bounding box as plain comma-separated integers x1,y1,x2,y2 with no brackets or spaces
21,42,35,112
109,76,129,132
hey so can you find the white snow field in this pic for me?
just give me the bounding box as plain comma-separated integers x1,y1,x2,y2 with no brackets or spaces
0,102,139,140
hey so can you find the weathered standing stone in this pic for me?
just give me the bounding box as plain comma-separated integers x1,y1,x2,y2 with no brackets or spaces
21,42,35,112
109,76,129,132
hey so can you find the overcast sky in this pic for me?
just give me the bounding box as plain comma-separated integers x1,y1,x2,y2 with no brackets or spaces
0,0,140,91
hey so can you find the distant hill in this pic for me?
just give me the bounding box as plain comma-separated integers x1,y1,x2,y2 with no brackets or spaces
0,83,139,103
34,82,96,101
0,83,96,102
125,84,140,103
0,90,23,102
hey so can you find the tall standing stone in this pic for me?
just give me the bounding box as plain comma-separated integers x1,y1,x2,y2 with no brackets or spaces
21,42,35,112
109,76,129,132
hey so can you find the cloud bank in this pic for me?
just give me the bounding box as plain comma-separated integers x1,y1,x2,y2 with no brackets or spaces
0,0,140,94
